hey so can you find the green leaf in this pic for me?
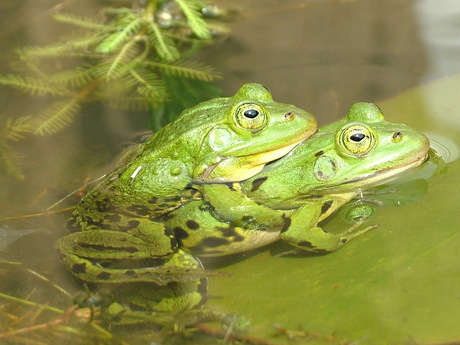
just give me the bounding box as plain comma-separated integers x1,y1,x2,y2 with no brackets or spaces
145,60,220,81
130,68,166,98
0,74,67,96
105,40,141,81
96,70,139,95
147,21,180,62
49,65,96,89
0,142,24,180
17,44,70,60
52,12,108,30
17,33,101,59
57,30,105,53
3,116,32,141
174,0,211,39
33,99,81,135
96,15,143,53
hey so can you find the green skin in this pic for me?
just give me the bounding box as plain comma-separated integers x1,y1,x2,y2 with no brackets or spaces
55,83,317,317
164,103,430,256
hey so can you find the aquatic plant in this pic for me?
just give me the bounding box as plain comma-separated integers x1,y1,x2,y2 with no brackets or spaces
0,259,293,345
0,114,31,180
0,0,228,179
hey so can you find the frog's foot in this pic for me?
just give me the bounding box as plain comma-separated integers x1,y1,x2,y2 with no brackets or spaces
282,223,379,254
341,222,379,240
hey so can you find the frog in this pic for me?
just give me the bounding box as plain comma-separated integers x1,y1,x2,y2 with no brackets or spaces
163,102,430,256
55,83,317,318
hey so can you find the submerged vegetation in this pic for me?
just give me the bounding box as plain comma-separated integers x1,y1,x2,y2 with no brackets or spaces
0,114,31,179
0,0,228,179
1,260,338,345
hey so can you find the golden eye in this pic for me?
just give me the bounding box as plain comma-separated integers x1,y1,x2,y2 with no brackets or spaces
234,103,267,132
337,123,376,157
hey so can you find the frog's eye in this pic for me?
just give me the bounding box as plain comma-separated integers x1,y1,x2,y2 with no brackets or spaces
337,123,376,157
234,103,267,132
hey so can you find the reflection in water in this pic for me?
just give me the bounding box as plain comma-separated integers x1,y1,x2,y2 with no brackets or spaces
0,225,50,252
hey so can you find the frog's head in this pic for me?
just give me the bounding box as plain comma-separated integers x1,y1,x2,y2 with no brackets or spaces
302,102,430,193
191,83,317,182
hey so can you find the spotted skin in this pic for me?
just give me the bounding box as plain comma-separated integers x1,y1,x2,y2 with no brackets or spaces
55,82,319,321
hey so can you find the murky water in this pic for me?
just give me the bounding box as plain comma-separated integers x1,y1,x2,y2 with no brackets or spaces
0,0,459,344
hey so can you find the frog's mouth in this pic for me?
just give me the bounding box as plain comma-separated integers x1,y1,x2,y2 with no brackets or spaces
355,150,430,187
317,149,430,193
201,140,303,183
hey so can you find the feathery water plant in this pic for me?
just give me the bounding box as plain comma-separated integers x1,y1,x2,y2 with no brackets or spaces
0,115,31,180
0,0,229,178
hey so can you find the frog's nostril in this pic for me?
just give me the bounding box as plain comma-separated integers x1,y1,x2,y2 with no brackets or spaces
392,131,403,142
284,112,295,122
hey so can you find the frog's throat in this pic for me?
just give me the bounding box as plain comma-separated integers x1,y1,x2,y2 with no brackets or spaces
203,141,302,182
246,140,301,167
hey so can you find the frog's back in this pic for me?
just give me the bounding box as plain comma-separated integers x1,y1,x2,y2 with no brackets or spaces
147,97,232,149
66,182,201,233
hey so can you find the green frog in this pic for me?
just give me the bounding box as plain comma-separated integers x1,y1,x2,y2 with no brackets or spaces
164,102,430,256
55,83,317,317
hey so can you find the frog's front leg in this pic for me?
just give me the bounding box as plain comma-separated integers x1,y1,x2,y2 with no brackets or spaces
281,198,378,253
202,184,287,228
55,219,217,285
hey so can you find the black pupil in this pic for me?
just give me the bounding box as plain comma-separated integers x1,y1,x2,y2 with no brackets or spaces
350,133,366,142
243,109,259,119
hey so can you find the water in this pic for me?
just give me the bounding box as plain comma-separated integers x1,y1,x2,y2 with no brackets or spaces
0,0,459,344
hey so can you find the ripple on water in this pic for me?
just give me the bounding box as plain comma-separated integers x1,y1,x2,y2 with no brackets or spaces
426,132,459,162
